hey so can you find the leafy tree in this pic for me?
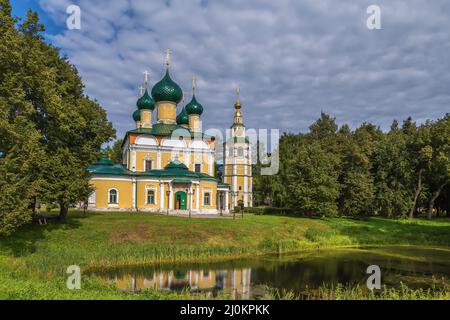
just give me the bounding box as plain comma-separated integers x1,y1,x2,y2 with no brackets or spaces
0,3,115,230
108,139,124,164
425,115,450,219
372,124,413,217
282,139,340,216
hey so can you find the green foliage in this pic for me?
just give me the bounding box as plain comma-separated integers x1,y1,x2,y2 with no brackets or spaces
0,2,115,233
253,112,450,218
282,141,340,216
108,139,124,164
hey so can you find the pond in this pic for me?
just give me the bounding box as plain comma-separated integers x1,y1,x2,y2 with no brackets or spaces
96,246,450,299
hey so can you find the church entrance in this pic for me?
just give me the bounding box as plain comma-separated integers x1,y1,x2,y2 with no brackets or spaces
174,191,187,210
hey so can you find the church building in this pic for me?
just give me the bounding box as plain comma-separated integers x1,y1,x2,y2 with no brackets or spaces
86,51,252,214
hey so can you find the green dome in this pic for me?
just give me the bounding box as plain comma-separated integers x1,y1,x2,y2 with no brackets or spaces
136,89,155,110
132,109,141,122
94,154,114,166
165,159,188,171
185,95,203,115
151,69,183,104
176,107,189,125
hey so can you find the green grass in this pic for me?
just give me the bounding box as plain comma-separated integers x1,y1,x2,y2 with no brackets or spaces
262,281,450,300
0,211,449,299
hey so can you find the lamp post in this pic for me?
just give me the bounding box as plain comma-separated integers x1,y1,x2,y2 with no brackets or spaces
166,190,170,215
231,192,236,220
188,188,193,219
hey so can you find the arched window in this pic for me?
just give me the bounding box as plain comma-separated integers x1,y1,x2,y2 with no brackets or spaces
108,189,118,204
147,190,155,205
237,147,244,157
204,192,211,206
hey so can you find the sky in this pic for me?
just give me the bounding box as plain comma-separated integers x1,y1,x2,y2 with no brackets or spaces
10,0,450,140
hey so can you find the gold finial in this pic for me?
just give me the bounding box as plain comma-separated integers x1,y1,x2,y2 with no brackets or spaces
192,75,197,94
165,48,170,68
235,86,241,109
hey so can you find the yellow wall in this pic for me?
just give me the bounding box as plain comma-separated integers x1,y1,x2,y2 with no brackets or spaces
90,179,133,209
140,110,152,128
199,181,216,208
157,102,176,123
136,181,160,209
135,151,158,171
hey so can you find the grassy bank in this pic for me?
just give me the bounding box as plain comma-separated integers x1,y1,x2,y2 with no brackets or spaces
263,282,450,300
0,211,449,299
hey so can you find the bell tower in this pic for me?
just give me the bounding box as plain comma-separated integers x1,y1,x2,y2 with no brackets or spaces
223,88,253,210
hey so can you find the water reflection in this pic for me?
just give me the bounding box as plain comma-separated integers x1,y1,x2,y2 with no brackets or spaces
113,268,252,299
100,247,450,299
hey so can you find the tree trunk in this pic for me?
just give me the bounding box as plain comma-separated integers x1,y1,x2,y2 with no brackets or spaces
59,203,69,223
428,181,448,220
409,169,423,219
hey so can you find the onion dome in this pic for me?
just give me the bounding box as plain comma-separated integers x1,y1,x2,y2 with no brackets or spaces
132,109,141,122
176,106,189,125
151,70,183,104
185,95,203,115
165,159,188,170
136,89,155,110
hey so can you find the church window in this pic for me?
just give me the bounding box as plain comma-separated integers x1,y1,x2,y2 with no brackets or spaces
204,192,211,206
145,160,152,171
108,189,118,204
88,190,96,204
238,147,244,157
195,163,201,172
147,190,155,204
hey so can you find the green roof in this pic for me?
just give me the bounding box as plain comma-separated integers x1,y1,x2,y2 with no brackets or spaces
185,94,203,115
151,69,183,104
87,158,223,184
176,106,189,125
165,159,188,170
132,109,141,121
86,156,130,176
123,124,214,142
136,89,155,110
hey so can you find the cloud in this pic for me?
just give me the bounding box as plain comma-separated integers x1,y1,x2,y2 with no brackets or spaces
33,0,450,138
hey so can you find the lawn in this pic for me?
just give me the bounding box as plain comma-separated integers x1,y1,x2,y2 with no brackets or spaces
0,211,449,299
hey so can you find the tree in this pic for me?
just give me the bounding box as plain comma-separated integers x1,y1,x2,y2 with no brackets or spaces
425,115,450,219
0,3,115,231
403,120,432,218
109,139,123,164
282,139,340,216
372,124,413,218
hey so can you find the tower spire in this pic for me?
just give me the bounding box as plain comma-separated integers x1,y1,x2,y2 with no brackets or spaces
235,86,241,109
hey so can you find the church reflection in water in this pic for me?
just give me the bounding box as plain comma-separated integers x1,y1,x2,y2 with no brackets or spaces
111,268,252,299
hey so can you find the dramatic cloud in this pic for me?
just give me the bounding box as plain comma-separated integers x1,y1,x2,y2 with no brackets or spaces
28,0,450,138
